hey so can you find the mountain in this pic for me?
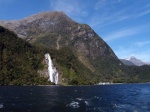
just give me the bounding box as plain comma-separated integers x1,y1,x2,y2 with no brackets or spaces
0,11,150,84
145,62,150,65
121,56,146,66
0,26,52,85
0,25,95,85
0,11,126,83
120,59,135,66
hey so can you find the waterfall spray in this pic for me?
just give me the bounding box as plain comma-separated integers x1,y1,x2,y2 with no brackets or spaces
45,53,59,84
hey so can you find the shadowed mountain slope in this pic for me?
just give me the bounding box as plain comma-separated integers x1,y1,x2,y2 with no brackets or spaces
0,11,150,83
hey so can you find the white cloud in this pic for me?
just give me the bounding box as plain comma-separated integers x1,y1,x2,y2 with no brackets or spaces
89,10,130,28
0,0,14,4
95,0,122,11
145,3,150,8
136,52,150,62
115,46,134,59
137,9,150,17
49,0,88,18
90,0,150,28
95,0,106,11
115,46,150,61
103,26,144,41
135,41,150,47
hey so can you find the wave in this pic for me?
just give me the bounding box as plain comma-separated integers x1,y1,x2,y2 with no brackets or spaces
0,103,3,109
66,101,79,108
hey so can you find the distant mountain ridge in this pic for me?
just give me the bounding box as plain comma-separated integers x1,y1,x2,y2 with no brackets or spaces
0,11,76,40
120,56,148,66
120,59,135,66
0,11,150,84
0,11,124,83
0,26,52,85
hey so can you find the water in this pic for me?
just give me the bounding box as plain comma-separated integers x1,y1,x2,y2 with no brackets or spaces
45,53,59,84
0,84,150,112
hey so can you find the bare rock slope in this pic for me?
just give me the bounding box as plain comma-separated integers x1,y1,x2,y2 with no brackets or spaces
0,11,125,82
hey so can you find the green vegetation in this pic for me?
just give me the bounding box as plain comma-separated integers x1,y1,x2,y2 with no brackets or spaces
0,26,52,85
121,65,150,83
91,56,150,83
47,47,94,85
0,25,150,85
0,26,93,85
32,32,150,84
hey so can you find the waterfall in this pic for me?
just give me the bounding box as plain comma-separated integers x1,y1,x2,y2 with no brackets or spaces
45,53,59,84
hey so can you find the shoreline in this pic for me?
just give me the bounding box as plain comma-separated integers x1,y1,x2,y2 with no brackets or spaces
0,82,150,87
0,82,150,86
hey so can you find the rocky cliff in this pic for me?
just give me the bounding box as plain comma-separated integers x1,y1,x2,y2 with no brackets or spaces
0,11,129,83
0,26,52,85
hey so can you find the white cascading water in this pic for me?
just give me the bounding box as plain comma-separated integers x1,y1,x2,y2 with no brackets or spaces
45,53,59,84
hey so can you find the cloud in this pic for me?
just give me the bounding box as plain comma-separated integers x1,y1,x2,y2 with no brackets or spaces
103,26,144,41
49,0,88,18
115,46,134,59
137,9,150,17
89,10,129,28
135,41,150,47
136,52,150,62
115,46,150,62
95,0,122,11
89,9,130,28
0,0,14,4
145,3,150,8
48,0,150,27
90,0,150,28
95,0,106,11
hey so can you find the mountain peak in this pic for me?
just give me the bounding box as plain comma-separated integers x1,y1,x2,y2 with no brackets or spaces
123,56,145,66
0,11,120,81
21,11,73,22
0,11,76,39
130,56,136,59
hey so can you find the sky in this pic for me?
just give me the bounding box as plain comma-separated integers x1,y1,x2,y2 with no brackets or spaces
0,0,150,62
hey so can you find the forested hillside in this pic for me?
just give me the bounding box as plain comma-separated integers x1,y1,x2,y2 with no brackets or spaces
0,26,94,85
0,26,51,85
0,11,150,85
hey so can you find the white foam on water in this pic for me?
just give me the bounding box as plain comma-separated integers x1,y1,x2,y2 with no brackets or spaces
113,104,126,109
114,104,142,112
0,103,3,109
76,98,82,101
76,97,93,101
94,96,100,99
86,107,102,111
66,101,79,108
75,98,91,106
84,101,89,106
115,104,134,110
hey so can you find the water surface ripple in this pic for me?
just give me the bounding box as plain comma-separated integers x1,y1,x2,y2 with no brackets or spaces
0,84,150,112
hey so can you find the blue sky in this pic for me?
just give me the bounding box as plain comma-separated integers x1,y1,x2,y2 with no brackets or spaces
0,0,150,62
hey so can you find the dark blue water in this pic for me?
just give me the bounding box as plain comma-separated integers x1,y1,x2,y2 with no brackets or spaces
0,84,150,112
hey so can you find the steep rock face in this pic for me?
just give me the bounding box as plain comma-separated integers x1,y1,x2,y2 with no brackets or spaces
0,11,117,58
120,59,135,66
128,56,145,66
0,11,75,40
0,26,51,85
0,11,123,82
121,56,146,66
